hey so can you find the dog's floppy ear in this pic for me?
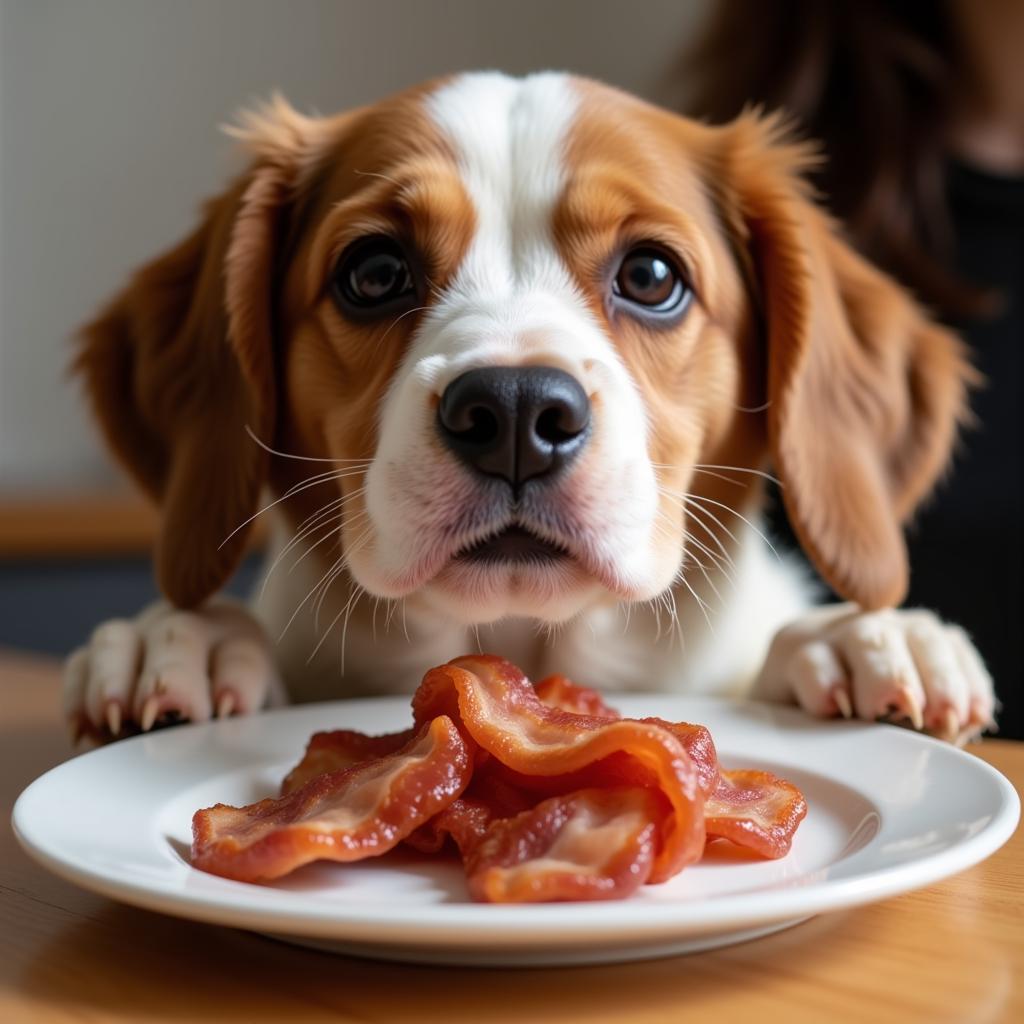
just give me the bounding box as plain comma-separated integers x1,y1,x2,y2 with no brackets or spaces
77,96,317,607
716,113,975,609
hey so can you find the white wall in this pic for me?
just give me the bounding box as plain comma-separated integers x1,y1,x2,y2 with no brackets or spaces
0,0,707,490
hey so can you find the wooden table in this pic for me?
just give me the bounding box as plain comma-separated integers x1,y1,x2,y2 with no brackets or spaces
2,650,1021,1023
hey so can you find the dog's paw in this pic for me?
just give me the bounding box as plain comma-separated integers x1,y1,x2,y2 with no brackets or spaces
753,604,996,744
63,601,284,744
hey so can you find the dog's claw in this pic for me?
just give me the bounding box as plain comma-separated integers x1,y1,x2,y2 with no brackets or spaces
140,697,159,732
939,706,959,742
896,687,924,731
216,692,236,719
833,688,853,720
105,702,122,737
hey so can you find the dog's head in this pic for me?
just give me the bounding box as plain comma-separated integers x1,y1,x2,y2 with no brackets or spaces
78,73,972,623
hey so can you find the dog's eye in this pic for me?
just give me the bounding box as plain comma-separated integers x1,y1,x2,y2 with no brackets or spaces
613,247,690,316
332,236,415,312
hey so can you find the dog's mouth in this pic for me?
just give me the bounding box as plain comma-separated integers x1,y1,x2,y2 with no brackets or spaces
453,525,571,566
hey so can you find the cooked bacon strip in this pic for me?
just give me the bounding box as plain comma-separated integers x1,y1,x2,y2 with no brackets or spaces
412,655,706,882
281,727,415,795
534,675,620,719
404,797,494,856
192,653,808,899
633,718,720,796
405,759,536,855
192,716,471,882
466,788,661,903
283,676,616,802
704,769,808,859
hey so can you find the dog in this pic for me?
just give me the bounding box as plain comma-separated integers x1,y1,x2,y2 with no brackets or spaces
63,72,995,746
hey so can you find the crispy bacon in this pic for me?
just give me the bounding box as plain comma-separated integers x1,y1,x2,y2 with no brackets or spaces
281,727,415,795
704,769,808,859
466,788,661,903
411,655,707,882
533,674,620,719
191,653,808,899
404,764,535,856
192,716,471,882
404,797,495,856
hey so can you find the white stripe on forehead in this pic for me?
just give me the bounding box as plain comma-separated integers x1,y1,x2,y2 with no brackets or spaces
427,71,578,296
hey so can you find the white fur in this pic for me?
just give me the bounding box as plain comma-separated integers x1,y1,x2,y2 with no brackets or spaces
353,72,668,625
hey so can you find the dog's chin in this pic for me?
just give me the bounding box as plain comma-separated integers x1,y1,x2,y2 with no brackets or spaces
424,559,602,624
406,526,593,624
349,522,685,624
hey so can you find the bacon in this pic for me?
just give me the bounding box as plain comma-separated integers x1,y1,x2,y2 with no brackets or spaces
404,797,495,856
404,764,535,856
191,653,808,899
466,787,661,902
534,674,621,719
704,769,808,859
191,716,471,882
633,718,720,797
411,655,706,882
281,727,415,795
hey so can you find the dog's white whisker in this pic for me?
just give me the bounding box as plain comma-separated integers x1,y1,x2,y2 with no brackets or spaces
311,522,375,629
669,587,687,651
686,467,745,488
662,490,747,562
339,583,367,675
305,580,362,668
258,494,362,600
371,595,381,645
682,549,727,610
675,568,715,637
656,494,739,581
221,469,369,548
244,425,374,465
289,506,368,575
305,522,375,632
683,492,783,563
313,557,349,634
277,550,349,644
680,528,739,587
692,463,782,487
378,305,430,345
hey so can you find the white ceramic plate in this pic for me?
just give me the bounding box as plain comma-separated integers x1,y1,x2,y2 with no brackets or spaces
12,696,1019,966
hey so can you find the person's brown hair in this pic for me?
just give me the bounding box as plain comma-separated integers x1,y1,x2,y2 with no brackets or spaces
675,0,994,321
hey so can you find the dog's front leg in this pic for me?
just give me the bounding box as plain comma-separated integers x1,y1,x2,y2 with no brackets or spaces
62,599,284,743
752,604,997,744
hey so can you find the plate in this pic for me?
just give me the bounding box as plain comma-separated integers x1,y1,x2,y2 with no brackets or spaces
12,696,1019,966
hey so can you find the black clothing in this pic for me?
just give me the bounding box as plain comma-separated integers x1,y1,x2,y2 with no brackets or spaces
906,160,1023,737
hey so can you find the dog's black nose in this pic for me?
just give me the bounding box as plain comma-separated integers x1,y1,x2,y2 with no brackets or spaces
437,366,591,488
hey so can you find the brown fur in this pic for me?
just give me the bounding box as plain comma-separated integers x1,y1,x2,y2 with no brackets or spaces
77,84,473,606
76,80,973,616
717,112,974,608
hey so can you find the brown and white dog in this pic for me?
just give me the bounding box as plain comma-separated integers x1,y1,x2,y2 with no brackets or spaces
64,72,995,745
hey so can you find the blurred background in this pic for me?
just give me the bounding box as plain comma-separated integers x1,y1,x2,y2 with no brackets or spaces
0,1,1020,734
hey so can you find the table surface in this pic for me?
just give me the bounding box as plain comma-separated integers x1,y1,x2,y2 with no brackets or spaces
2,649,1021,1024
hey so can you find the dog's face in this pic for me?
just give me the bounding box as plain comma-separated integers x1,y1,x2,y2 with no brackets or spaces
279,74,751,624
79,73,971,624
